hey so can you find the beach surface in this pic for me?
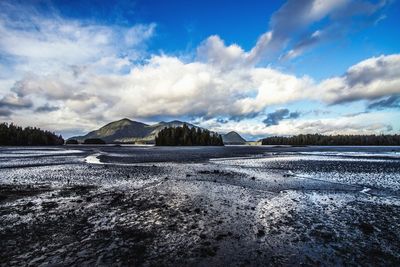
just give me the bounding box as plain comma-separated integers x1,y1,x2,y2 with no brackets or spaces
1,145,400,266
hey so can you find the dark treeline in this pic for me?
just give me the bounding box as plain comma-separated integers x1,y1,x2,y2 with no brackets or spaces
66,139,79,145
83,138,106,144
0,123,64,146
155,124,224,146
262,134,400,146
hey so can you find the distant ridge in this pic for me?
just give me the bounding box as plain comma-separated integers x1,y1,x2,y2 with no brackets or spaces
222,131,246,145
69,118,199,144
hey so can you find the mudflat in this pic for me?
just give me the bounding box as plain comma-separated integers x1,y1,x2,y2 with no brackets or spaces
1,145,400,266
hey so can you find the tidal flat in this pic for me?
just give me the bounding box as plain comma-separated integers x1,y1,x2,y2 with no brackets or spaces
1,145,400,266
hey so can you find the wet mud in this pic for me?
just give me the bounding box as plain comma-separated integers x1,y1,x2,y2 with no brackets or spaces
1,145,400,266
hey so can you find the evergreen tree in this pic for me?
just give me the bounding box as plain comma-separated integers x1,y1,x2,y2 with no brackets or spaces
155,124,224,146
66,139,79,145
0,122,64,146
83,138,106,144
261,134,400,146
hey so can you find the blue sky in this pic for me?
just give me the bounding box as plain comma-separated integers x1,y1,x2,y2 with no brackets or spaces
0,0,400,139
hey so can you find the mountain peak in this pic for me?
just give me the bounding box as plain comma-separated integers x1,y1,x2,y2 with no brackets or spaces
222,131,246,144
169,120,184,123
158,120,194,127
119,118,132,122
69,119,200,144
107,118,148,127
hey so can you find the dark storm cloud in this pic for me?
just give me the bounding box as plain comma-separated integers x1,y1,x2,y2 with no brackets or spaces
367,95,400,110
346,58,400,87
325,54,400,105
10,79,71,101
289,111,300,119
0,94,33,117
263,108,301,126
229,112,260,122
0,94,32,109
35,104,59,113
0,108,12,117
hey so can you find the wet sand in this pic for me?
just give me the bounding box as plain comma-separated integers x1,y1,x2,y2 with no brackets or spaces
1,145,400,266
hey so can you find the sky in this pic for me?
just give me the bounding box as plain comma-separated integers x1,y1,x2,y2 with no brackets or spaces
0,0,400,140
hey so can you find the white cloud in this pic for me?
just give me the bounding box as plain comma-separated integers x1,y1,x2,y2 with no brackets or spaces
0,6,155,78
125,24,156,46
197,35,247,68
7,54,314,125
0,2,156,130
320,54,400,104
3,36,400,136
0,0,397,138
273,0,387,60
200,111,394,138
196,0,388,64
264,113,392,135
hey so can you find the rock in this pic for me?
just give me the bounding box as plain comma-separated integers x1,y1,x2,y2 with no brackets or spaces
215,233,228,241
257,229,265,237
359,222,374,235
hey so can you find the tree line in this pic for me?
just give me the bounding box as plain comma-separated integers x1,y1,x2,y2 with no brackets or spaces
261,134,400,146
83,138,106,144
0,123,64,146
65,138,107,144
155,124,224,146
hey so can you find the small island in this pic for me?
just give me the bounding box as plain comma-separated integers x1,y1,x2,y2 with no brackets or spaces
155,124,224,146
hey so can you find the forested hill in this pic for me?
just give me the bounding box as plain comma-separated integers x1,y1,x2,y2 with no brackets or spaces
222,131,246,144
261,134,400,146
0,123,64,146
155,124,224,146
69,118,197,144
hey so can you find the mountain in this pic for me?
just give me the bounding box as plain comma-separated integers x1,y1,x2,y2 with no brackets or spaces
69,118,198,144
222,131,246,145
